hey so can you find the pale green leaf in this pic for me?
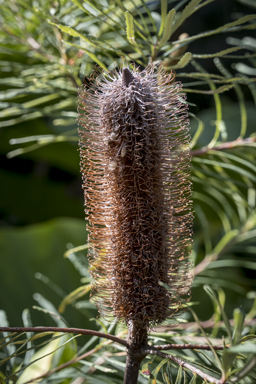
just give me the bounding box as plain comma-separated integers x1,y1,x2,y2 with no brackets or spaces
183,84,233,94
158,9,176,48
174,365,183,384
58,285,91,313
152,358,170,378
203,285,233,344
48,22,98,47
64,243,90,258
70,0,88,12
171,15,256,47
193,157,256,182
232,308,245,346
230,356,256,382
159,0,167,37
212,229,239,255
206,260,256,270
193,46,243,59
169,52,192,69
226,343,256,354
14,334,79,383
125,11,135,44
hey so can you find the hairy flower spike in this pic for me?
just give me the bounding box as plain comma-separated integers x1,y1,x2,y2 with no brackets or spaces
78,64,193,329
122,67,135,87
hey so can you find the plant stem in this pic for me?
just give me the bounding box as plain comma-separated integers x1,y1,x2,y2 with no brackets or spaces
0,326,230,383
157,317,256,331
0,326,127,347
147,350,223,384
124,353,144,384
123,322,148,384
191,136,256,157
152,343,227,351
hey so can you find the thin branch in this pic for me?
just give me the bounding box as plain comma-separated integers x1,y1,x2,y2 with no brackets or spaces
124,322,148,384
191,136,256,157
147,349,223,384
151,343,227,351
1,326,228,382
0,327,127,348
157,317,256,331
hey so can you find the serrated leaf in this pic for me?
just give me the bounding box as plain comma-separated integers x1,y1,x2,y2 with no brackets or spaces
241,335,256,342
49,22,98,47
193,46,243,59
158,9,176,48
170,52,192,69
125,11,135,44
213,14,256,34
171,15,256,47
184,84,233,94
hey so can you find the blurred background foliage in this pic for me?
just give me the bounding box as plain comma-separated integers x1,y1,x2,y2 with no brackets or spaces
0,0,256,383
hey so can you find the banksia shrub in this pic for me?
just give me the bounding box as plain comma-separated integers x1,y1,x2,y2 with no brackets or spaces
78,64,193,331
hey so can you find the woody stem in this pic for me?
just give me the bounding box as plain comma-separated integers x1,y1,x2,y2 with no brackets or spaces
123,321,148,384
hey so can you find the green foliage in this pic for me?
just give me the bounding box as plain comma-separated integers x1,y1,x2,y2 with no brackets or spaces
0,0,256,383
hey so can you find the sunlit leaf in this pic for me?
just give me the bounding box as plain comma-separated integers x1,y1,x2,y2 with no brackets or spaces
158,9,176,48
170,52,192,69
58,285,91,313
125,11,135,44
159,0,167,37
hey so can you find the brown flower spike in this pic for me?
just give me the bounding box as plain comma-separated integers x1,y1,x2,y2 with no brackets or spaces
78,64,193,330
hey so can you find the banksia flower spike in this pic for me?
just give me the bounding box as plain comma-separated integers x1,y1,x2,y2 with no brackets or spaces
78,64,193,378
